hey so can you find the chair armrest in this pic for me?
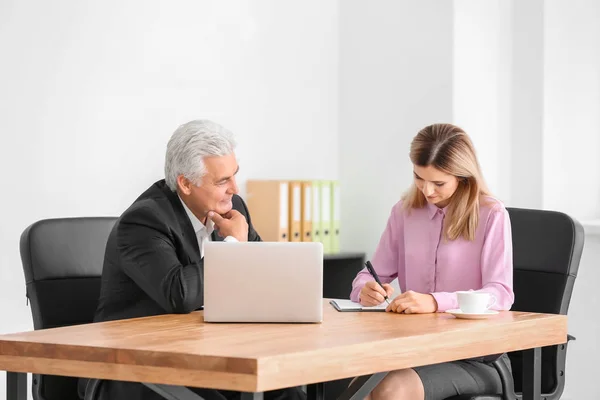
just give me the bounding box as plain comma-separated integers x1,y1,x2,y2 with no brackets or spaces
491,356,516,400
444,356,514,400
84,378,103,400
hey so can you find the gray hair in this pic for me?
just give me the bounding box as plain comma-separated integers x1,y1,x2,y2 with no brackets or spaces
164,120,237,191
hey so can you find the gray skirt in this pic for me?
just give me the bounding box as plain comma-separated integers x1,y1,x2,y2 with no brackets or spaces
413,354,512,400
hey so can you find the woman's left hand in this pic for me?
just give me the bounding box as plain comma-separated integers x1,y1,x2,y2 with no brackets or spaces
386,290,438,314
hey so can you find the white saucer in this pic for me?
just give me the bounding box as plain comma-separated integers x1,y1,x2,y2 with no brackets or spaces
446,309,499,320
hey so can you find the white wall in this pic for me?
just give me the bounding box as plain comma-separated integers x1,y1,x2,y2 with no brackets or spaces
543,0,600,220
563,235,600,400
509,0,545,209
452,0,600,220
0,1,338,398
454,0,546,210
339,0,454,261
543,3,600,399
453,0,513,202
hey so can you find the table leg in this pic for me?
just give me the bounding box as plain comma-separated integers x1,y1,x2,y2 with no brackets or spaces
522,347,542,400
307,382,324,400
6,372,27,400
336,372,388,400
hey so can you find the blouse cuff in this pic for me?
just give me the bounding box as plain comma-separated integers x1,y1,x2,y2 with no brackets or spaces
431,292,458,312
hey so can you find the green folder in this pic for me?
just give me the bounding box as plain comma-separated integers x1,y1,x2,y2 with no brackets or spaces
311,180,322,244
319,180,333,253
330,180,340,253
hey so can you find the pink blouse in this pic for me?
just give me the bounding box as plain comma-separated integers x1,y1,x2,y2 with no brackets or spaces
350,197,514,312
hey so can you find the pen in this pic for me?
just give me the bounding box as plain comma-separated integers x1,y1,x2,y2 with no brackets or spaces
365,260,391,305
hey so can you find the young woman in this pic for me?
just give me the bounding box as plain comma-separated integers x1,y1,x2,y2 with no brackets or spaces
350,123,514,400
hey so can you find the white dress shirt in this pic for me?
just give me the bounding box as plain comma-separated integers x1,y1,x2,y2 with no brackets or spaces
179,197,237,258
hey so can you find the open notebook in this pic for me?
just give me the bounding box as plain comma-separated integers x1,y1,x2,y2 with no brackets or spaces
329,299,388,312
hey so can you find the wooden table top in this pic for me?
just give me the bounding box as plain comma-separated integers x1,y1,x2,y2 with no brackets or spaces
0,300,567,392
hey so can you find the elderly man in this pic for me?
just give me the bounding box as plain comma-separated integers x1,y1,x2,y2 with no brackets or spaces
82,120,305,400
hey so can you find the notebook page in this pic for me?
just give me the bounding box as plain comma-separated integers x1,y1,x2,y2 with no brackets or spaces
330,299,388,311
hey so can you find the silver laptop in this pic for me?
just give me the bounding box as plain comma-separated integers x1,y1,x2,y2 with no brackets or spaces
203,241,323,323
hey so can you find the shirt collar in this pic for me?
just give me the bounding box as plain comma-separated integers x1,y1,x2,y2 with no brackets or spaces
427,201,447,220
178,196,214,235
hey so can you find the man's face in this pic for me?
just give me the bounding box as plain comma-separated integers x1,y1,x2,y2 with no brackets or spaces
178,153,239,219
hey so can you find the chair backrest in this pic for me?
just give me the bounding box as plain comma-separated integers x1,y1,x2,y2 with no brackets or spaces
506,207,584,397
20,217,117,400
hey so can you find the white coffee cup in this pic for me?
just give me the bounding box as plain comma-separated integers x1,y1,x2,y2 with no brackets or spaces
456,291,496,314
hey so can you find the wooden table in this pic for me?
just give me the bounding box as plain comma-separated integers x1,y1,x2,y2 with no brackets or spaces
0,300,567,400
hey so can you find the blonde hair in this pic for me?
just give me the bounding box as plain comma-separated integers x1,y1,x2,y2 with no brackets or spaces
402,123,490,241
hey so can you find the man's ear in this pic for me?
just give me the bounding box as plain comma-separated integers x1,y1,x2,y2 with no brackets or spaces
176,175,193,195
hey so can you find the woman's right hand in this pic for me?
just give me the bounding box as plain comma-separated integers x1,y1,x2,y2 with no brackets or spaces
359,281,395,306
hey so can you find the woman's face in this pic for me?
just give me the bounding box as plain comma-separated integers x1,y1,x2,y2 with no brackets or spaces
413,165,460,208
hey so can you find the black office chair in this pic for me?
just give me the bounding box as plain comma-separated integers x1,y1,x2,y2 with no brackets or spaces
447,207,585,400
20,217,117,400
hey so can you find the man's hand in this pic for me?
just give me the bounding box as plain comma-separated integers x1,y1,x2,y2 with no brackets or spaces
359,281,394,306
386,290,438,314
208,210,248,242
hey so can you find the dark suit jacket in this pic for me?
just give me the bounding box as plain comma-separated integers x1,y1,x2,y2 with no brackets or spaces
81,179,261,400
